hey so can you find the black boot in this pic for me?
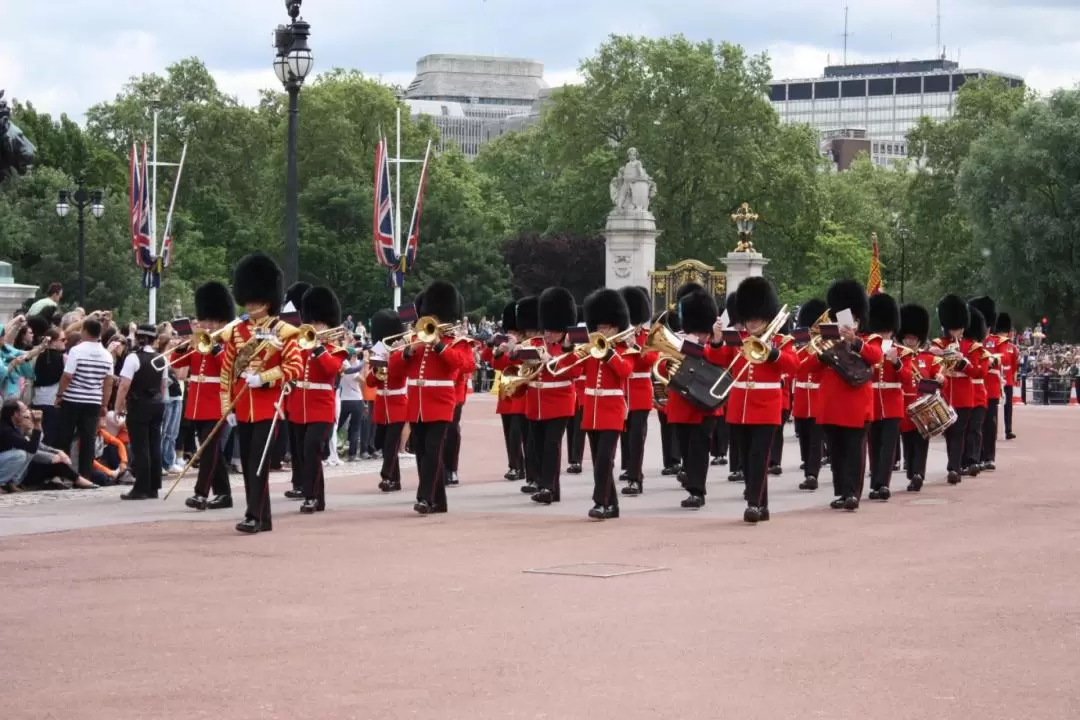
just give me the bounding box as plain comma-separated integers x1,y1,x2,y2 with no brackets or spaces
284,489,303,500
680,494,705,509
743,506,762,524
588,504,605,519
520,481,538,494
758,507,771,522
843,496,859,511
830,497,847,510
728,471,744,482
621,481,642,496
602,505,620,519
531,489,554,505
799,476,818,491
906,475,923,492
947,471,962,485
446,472,460,487
661,465,679,476
566,463,582,474
185,495,208,510
236,517,270,533
768,465,783,475
413,500,433,515
300,498,318,514
207,495,233,510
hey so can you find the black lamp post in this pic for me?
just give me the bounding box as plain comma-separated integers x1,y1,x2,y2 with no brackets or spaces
273,0,314,288
894,216,910,303
56,176,104,307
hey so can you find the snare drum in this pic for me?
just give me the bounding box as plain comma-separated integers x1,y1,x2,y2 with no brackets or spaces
906,392,957,440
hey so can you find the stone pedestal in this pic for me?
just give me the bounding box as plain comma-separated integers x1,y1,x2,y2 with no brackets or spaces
721,251,770,295
604,210,658,290
0,262,37,320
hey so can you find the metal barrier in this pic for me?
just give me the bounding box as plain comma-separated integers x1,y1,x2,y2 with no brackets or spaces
1029,375,1077,405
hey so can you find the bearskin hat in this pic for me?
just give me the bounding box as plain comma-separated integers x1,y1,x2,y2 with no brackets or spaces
584,288,631,332
194,281,237,323
283,281,311,314
664,308,682,333
370,309,404,344
995,311,1013,334
866,293,901,335
419,280,463,322
516,296,539,332
796,298,828,329
300,286,341,328
538,287,578,332
234,252,284,315
577,305,585,324
501,301,518,332
619,286,652,326
676,282,705,301
412,292,424,314
936,294,969,332
26,314,51,340
680,289,718,334
968,296,997,333
965,306,987,342
734,277,780,324
724,292,739,326
826,280,869,324
899,304,931,345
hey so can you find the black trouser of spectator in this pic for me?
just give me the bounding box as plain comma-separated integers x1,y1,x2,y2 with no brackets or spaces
32,404,61,447
128,401,164,497
58,401,101,479
339,399,365,458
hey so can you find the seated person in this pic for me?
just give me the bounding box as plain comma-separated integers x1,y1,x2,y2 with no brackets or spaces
91,417,133,486
0,398,97,490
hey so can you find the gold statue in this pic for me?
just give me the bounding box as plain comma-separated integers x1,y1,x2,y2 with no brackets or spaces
731,202,758,252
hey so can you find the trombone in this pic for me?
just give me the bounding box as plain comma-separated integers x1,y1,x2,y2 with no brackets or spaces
544,326,638,376
739,305,791,365
151,317,242,372
297,324,350,351
382,315,462,348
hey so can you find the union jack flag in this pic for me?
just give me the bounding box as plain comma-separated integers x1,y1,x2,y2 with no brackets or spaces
372,135,397,271
401,140,432,276
129,142,153,272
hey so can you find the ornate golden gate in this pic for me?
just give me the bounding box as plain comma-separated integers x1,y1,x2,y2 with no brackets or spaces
648,259,727,316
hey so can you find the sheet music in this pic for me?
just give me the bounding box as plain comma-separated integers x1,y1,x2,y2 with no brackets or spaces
717,311,729,330
836,308,855,328
881,339,894,355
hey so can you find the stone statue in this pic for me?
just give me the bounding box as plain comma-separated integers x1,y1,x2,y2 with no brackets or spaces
0,90,36,182
609,147,656,213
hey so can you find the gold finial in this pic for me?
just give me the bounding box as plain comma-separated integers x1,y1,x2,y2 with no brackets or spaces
731,202,758,252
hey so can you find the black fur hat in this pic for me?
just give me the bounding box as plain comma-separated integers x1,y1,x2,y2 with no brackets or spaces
538,287,577,332
516,296,539,332
234,252,284,315
936,294,969,332
797,298,828,328
419,280,463,322
899,304,931,345
584,288,631,332
734,277,780,324
866,293,901,335
680,289,718,334
577,305,584,324
371,309,404,344
676,282,705,301
194,281,236,323
826,280,869,324
965,306,987,342
619,286,652,326
995,312,1013,334
664,308,682,333
412,292,424,314
724,292,739,326
501,301,518,332
301,286,341,328
283,281,311,313
968,296,997,332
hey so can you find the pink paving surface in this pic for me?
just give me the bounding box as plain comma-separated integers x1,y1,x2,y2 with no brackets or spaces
4,404,1080,720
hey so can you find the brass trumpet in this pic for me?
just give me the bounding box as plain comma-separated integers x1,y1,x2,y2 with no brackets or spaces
297,324,350,351
545,327,638,376
150,318,242,371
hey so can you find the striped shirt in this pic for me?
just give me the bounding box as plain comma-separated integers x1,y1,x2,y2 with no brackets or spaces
62,341,114,405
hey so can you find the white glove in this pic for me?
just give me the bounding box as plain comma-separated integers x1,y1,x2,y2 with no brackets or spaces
226,413,237,427
243,372,263,389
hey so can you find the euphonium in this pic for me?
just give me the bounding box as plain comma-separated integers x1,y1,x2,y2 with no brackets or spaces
498,361,543,398
644,317,686,387
741,305,790,364
297,324,349,351
805,309,840,356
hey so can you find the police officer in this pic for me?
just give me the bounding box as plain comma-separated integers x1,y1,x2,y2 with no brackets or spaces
116,325,166,500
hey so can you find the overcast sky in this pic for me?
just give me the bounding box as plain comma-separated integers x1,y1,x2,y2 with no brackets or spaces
3,0,1077,121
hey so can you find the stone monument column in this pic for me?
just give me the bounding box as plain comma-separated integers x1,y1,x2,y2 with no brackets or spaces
603,148,658,290
721,202,769,293
0,262,39,319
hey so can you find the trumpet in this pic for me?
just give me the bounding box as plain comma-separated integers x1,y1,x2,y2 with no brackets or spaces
544,327,638,376
297,324,350,351
150,318,243,371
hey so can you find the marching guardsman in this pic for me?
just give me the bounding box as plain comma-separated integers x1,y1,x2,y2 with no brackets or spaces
286,286,345,514
522,287,580,505
970,296,1001,470
367,309,408,492
960,304,991,476
580,288,634,519
511,296,541,492
767,312,795,476
793,298,827,491
567,305,587,475
712,277,800,523
396,281,473,515
865,293,913,501
282,281,311,501
443,294,474,487
220,252,303,534
897,303,937,491
655,309,682,477
994,311,1019,440
721,292,740,480
618,286,657,496
931,294,984,485
802,280,882,511
485,301,527,481
180,281,236,511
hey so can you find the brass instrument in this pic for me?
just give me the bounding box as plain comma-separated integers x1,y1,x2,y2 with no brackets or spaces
497,359,543,398
645,318,686,387
739,305,791,365
805,309,840,356
297,324,350,351
545,327,638,376
935,341,965,373
150,318,243,371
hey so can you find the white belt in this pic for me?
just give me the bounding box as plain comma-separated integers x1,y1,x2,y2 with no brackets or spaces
530,381,571,389
585,388,624,397
944,372,966,379
629,372,651,380
732,381,781,390
794,381,819,390
407,379,455,388
376,388,406,397
295,381,333,391
872,382,902,389
191,377,220,384
972,379,984,385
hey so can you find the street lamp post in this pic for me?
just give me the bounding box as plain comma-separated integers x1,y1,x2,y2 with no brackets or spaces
56,176,104,307
731,202,758,252
894,216,910,303
273,0,314,287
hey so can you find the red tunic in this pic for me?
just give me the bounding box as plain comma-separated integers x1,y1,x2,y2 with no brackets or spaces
286,345,345,425
367,354,407,425
980,336,1004,401
401,340,473,424
801,334,884,429
488,348,526,415
625,329,659,413
523,339,580,421
933,338,985,409
174,347,223,422
454,342,477,406
219,318,303,424
713,335,800,426
792,354,820,420
869,338,915,421
658,339,727,425
997,336,1020,387
970,348,989,408
580,346,634,431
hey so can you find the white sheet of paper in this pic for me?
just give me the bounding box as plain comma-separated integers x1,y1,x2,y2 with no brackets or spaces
836,308,855,328
881,339,894,354
717,311,729,329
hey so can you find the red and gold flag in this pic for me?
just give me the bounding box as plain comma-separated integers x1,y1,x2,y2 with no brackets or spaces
867,232,883,295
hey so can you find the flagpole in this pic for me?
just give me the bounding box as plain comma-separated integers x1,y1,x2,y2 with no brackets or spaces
149,106,160,324
393,106,403,310
160,142,188,257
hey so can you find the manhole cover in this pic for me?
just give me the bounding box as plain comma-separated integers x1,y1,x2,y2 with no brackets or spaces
909,498,950,505
523,562,669,578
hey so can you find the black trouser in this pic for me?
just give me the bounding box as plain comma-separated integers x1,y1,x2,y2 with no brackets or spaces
738,423,777,508
413,420,450,510
769,409,790,467
658,412,679,467
711,416,729,458
58,400,100,478
443,403,464,473
339,400,365,458
588,429,619,508
527,417,569,497
297,421,333,505
237,420,275,525
567,407,585,465
795,417,823,478
1003,386,1014,434
288,421,304,491
193,418,230,498
981,399,999,462
380,422,404,483
675,417,714,496
728,418,742,473
621,409,649,484
901,430,929,480
823,423,866,499
127,402,164,496
26,460,78,486
962,406,986,469
273,418,288,470
32,404,61,447
500,414,525,473
943,407,972,473
868,418,901,490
